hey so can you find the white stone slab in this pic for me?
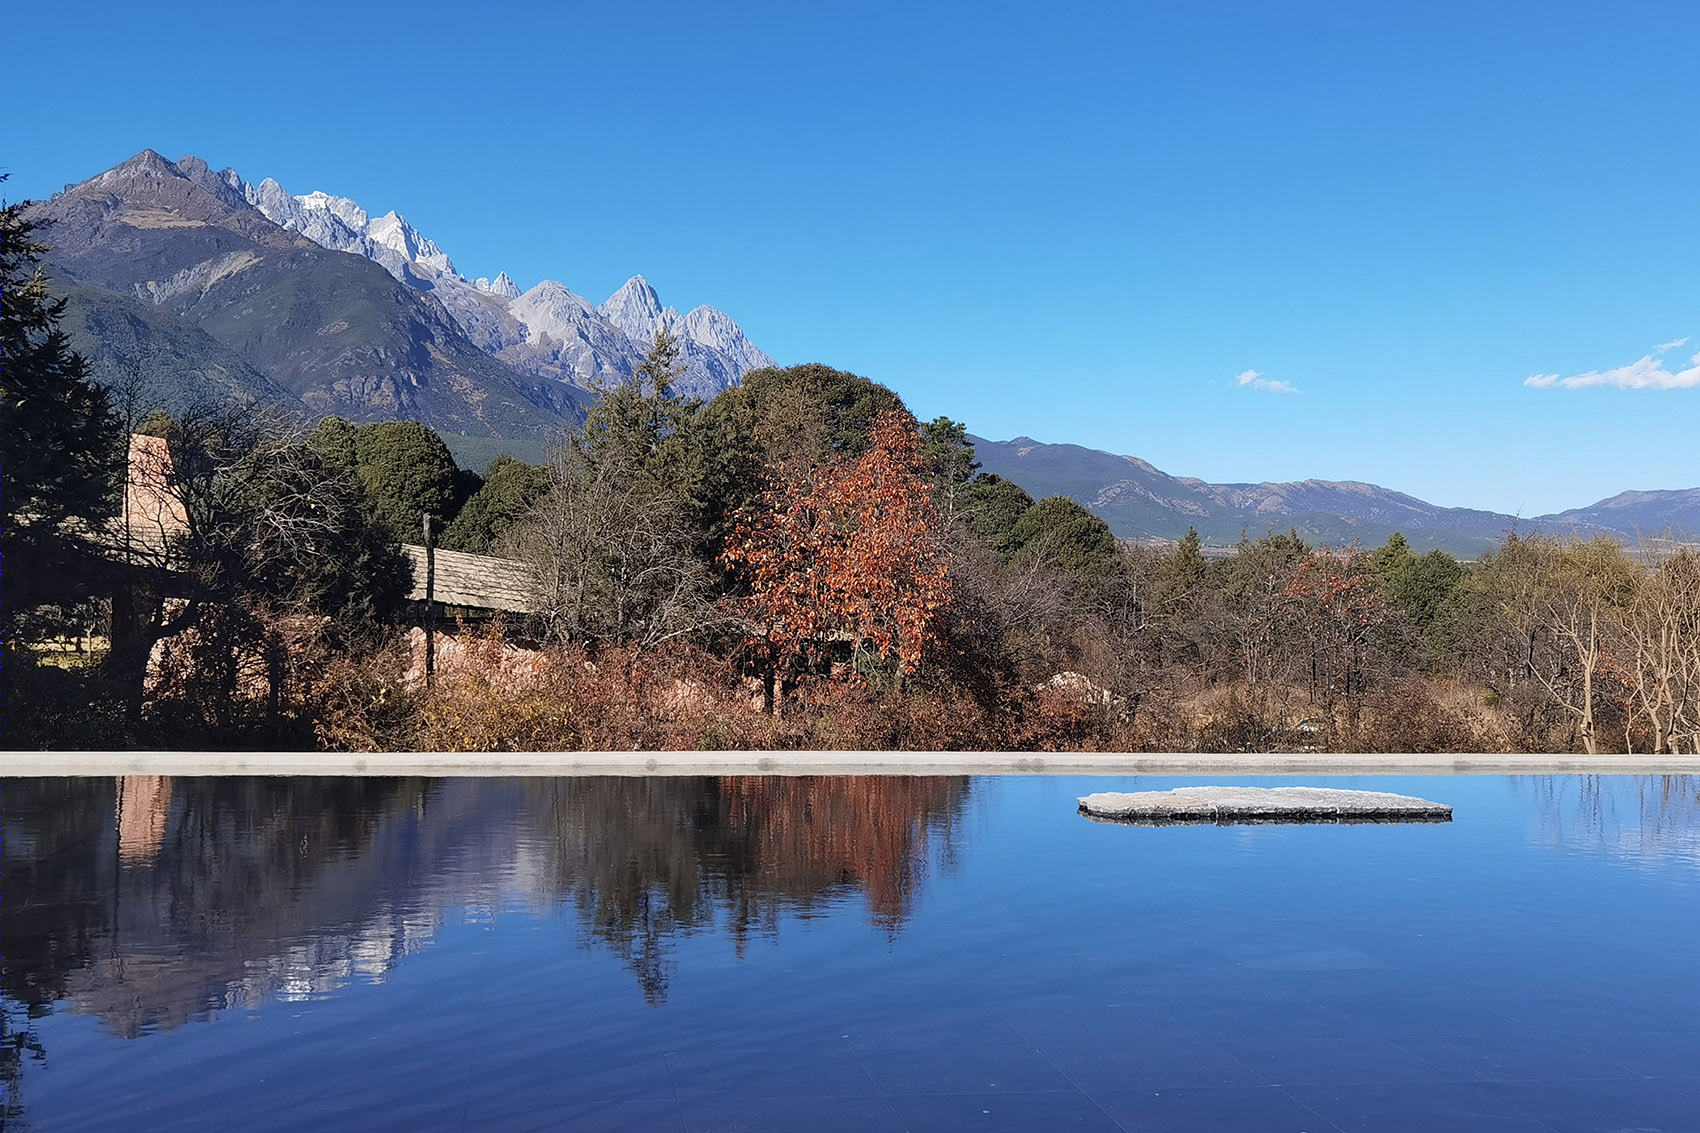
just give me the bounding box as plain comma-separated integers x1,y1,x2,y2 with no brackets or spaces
1078,785,1451,824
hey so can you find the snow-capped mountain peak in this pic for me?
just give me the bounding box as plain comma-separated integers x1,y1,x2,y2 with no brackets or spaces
367,210,455,275
475,272,521,299
223,159,773,399
599,275,668,339
295,190,369,232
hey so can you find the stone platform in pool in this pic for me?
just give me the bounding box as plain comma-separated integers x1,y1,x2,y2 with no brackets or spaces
1078,785,1453,825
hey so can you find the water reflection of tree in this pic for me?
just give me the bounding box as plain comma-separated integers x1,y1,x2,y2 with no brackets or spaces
533,776,970,1003
1517,775,1700,866
717,776,965,932
0,772,971,1066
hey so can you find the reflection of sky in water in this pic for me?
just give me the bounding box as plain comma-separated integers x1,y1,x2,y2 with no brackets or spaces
3,774,1698,1130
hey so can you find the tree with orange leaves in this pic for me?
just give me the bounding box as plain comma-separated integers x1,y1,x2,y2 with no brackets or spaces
721,407,953,711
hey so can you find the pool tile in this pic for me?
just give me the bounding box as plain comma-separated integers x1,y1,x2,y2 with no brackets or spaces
1166,1002,1372,1041
469,1051,679,1103
679,1096,904,1132
1089,1086,1344,1131
1213,1037,1454,1086
1479,1078,1700,1133
1146,974,1322,1013
666,1047,881,1100
1286,1082,1563,1132
491,1007,671,1058
1562,1030,1700,1078
1322,993,1538,1040
859,1043,1077,1095
1002,1003,1202,1052
659,1024,855,1056
838,1006,1030,1051
1234,946,1390,972
1043,1040,1269,1091
1394,1035,1642,1082
885,1089,1125,1131
471,1100,685,1132
1473,990,1700,1038
282,1103,472,1130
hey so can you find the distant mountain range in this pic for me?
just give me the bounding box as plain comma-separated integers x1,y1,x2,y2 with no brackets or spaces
27,150,774,437
22,150,1695,553
970,435,1700,556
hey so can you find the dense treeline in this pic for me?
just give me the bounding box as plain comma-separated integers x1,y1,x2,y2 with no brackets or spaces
4,201,1697,752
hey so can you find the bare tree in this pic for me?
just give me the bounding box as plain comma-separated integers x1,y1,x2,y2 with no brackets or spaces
106,402,406,727
1621,547,1700,754
511,437,718,656
1489,535,1638,755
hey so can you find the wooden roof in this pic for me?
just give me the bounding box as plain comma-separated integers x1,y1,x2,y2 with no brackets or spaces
402,544,538,613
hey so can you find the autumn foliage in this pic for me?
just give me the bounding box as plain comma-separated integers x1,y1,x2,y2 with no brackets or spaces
721,407,953,682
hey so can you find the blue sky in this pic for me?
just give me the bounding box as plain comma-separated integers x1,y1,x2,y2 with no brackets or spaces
6,0,1696,515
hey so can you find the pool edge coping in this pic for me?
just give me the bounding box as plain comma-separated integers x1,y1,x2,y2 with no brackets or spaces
2,751,1694,776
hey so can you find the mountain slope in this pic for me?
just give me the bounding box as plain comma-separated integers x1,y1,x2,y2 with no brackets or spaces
28,151,586,436
971,435,1694,555
1543,489,1700,539
54,281,305,416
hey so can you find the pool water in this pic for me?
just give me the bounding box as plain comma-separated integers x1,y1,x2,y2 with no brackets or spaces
2,774,1697,1132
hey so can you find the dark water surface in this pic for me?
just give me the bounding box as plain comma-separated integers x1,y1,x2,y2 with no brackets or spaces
2,774,1697,1132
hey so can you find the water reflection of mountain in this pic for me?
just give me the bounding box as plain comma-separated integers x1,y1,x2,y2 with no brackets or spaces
0,775,970,1039
1518,775,1700,868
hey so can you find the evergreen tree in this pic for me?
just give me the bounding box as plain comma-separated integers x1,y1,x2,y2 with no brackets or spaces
1,188,121,628
307,415,360,473
514,329,718,650
440,454,549,553
1372,532,1464,633
920,416,979,521
1006,496,1120,574
350,420,461,541
579,325,701,498
961,474,1037,553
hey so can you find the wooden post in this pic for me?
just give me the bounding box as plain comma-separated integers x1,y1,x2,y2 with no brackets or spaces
423,512,436,688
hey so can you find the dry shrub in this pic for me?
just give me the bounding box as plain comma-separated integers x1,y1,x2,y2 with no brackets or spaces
1,644,134,749
404,627,1053,752
1345,678,1484,752
1159,676,1534,754
999,686,1107,751
144,607,362,747
416,630,601,751
1173,683,1306,752
309,633,420,751
1349,677,1531,753
1102,685,1191,752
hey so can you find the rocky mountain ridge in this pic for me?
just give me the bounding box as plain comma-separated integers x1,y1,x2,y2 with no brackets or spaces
31,150,586,436
32,149,778,438
232,166,774,400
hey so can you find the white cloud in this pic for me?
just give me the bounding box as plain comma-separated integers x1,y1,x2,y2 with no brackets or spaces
1525,337,1700,391
1235,368,1299,394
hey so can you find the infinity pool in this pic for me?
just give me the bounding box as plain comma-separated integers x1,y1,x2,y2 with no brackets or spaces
3,774,1697,1132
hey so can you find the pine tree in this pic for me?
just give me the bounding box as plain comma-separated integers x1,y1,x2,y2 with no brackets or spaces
1,186,120,627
